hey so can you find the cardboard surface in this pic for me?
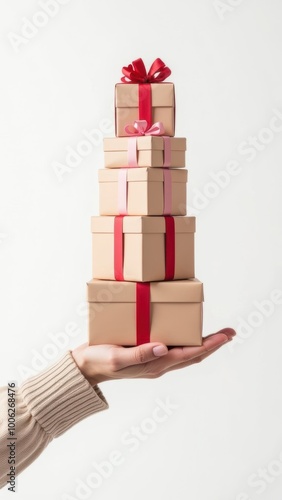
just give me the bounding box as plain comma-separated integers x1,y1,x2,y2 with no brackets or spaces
104,136,186,168
91,216,195,282
115,83,175,137
99,168,187,216
87,278,203,346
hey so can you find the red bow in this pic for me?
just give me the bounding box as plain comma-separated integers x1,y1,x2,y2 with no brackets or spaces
121,58,171,84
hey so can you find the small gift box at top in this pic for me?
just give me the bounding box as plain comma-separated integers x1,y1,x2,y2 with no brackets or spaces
104,134,186,169
87,278,203,346
115,58,175,137
98,168,187,216
91,215,195,282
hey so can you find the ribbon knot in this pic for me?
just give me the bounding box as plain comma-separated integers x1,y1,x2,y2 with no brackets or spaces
125,120,172,168
125,120,165,136
121,58,171,84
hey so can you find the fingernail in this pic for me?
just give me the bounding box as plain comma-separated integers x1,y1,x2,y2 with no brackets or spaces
153,345,168,357
218,328,236,337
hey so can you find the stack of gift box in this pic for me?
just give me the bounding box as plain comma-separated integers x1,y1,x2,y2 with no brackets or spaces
87,58,204,347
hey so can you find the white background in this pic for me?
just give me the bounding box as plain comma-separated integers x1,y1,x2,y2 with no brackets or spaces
0,1,282,499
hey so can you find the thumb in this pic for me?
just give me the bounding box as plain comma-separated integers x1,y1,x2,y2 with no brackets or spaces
114,343,168,370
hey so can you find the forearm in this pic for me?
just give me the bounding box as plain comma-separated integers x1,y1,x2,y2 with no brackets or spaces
0,351,108,489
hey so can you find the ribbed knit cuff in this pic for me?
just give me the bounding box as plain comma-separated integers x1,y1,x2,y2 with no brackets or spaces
20,351,109,438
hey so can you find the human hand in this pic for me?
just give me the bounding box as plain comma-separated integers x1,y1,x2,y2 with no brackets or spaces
71,328,236,386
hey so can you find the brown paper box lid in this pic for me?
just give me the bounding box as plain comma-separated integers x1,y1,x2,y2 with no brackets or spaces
87,278,203,303
115,83,175,108
103,136,186,152
91,216,195,234
98,168,188,183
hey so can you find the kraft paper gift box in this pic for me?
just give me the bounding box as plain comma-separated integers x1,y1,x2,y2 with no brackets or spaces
98,168,187,216
91,216,195,282
115,83,175,137
103,136,186,169
87,278,203,346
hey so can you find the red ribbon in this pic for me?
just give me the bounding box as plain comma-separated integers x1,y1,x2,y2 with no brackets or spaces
121,58,171,131
135,214,174,340
114,216,124,281
163,170,172,215
136,283,151,345
164,216,175,280
139,83,152,127
121,58,171,84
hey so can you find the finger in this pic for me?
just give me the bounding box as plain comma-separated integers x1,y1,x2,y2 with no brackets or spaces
143,332,230,375
109,330,234,372
172,332,230,364
128,333,229,376
164,342,229,373
202,328,236,342
112,343,169,371
167,328,236,350
215,327,236,338
149,337,232,377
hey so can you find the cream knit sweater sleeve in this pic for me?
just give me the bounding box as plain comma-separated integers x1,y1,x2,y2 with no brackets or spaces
0,351,109,489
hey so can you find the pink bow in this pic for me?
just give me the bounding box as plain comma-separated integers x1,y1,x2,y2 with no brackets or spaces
125,120,165,136
125,121,171,169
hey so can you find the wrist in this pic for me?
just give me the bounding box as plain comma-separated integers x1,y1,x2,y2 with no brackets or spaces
71,344,110,386
71,345,98,386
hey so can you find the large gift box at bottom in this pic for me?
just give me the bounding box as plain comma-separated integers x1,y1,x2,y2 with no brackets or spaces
87,278,203,346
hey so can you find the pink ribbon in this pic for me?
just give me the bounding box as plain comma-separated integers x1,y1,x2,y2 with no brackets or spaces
163,137,172,168
125,120,171,168
118,169,128,215
163,169,172,215
128,139,138,168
